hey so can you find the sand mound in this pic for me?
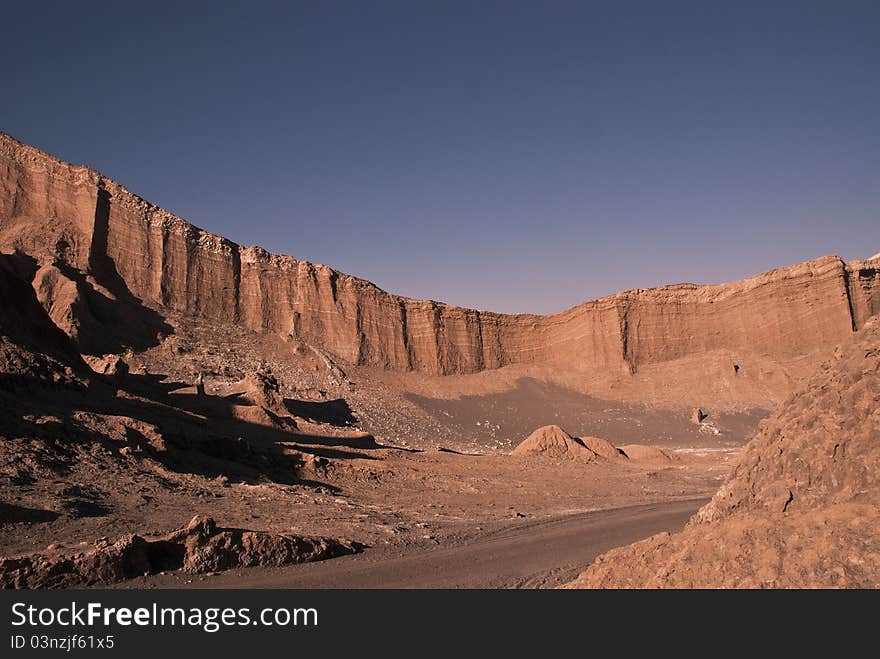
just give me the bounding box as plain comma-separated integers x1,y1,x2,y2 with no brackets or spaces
0,515,360,588
511,425,598,461
580,436,627,460
617,444,677,463
565,321,880,588
512,426,626,461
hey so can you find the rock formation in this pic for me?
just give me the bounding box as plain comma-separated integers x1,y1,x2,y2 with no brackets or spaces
2,131,878,377
83,354,128,381
0,253,86,389
565,321,880,588
229,368,286,414
690,408,707,424
0,515,359,589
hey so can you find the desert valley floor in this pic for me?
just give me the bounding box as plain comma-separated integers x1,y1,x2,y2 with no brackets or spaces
1,304,744,588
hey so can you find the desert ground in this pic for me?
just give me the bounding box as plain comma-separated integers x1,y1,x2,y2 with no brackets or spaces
0,303,740,588
1,131,878,588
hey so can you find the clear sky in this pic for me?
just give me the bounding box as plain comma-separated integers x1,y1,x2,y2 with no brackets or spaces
2,1,877,314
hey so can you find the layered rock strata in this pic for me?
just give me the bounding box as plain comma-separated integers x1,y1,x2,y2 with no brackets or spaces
2,132,878,374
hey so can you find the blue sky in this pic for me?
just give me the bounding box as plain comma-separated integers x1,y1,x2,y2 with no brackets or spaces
2,1,878,313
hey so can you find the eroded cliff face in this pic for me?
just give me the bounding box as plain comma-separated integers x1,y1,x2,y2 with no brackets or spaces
0,136,98,270
846,256,880,330
1,131,878,375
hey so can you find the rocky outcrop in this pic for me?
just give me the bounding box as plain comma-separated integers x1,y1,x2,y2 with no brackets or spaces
0,253,86,389
846,256,880,331
0,515,360,588
228,368,286,415
565,321,880,588
31,264,97,350
83,354,129,381
2,131,878,375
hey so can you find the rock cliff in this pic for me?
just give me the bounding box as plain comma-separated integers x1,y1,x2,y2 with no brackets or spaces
2,131,878,375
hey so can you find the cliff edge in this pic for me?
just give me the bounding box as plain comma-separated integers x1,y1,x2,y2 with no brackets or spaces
2,131,878,376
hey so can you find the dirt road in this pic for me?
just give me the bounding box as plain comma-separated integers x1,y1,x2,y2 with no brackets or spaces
142,498,706,589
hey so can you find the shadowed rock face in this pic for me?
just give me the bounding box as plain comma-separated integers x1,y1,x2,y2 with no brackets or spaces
0,253,87,388
2,131,879,375
564,321,880,589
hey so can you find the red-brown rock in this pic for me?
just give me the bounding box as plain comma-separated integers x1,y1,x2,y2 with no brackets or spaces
2,131,878,379
565,321,880,588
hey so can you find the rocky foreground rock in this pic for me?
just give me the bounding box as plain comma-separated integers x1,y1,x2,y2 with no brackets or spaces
0,515,360,589
565,321,880,588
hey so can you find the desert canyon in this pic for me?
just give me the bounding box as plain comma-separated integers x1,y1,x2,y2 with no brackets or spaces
0,130,878,588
